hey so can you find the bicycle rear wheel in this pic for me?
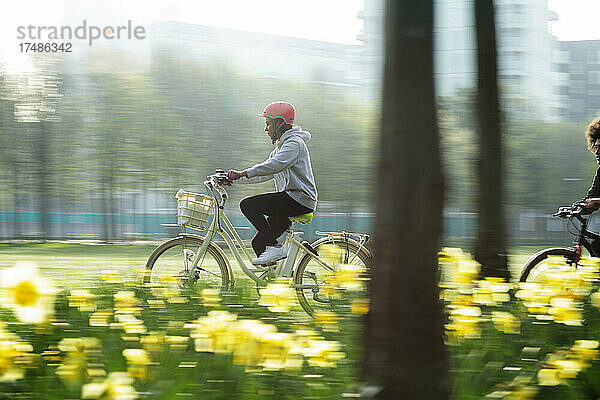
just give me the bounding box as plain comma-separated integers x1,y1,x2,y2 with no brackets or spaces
145,235,231,287
519,247,576,282
294,237,373,317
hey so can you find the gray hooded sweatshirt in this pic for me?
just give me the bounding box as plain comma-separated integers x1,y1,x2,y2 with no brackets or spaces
240,126,318,210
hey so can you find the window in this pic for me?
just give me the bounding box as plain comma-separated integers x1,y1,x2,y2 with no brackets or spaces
554,50,570,64
588,49,600,64
589,71,600,84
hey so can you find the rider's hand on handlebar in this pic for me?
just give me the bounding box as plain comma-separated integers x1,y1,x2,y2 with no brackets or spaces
555,206,572,218
555,200,593,218
584,198,600,212
227,169,247,181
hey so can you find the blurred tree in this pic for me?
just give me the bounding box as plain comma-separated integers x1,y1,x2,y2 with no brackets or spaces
0,71,22,237
438,102,477,212
6,58,62,242
473,0,510,279
504,121,592,212
3,52,594,242
362,0,449,399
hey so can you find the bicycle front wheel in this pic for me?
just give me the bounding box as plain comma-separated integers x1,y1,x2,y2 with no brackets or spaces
294,237,373,317
145,235,231,287
519,247,576,282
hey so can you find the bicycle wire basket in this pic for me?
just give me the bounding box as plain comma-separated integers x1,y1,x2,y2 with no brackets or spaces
175,189,215,231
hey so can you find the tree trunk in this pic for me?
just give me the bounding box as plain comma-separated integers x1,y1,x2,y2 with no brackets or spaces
474,0,510,279
362,1,448,399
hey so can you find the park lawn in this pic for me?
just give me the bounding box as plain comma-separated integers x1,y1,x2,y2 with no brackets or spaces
0,242,596,399
0,242,547,288
0,243,156,287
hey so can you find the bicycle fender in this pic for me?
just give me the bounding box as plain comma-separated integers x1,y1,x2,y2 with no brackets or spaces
522,247,574,268
309,235,373,261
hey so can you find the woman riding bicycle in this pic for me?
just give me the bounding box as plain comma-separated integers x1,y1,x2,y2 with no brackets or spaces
227,101,318,265
558,116,600,216
520,117,600,281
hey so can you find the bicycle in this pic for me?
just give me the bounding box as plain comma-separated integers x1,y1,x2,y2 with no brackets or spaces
520,202,600,282
145,170,373,316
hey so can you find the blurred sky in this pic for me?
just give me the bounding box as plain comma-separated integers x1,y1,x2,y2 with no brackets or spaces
548,0,600,41
1,0,600,72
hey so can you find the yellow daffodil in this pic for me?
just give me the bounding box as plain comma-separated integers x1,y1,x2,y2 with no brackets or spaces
537,339,598,387
0,263,56,324
260,331,302,371
200,288,221,306
446,306,481,340
100,270,121,283
571,340,599,363
351,299,369,315
68,289,96,312
590,290,600,309
122,349,151,379
141,334,164,354
114,313,147,335
293,328,320,348
550,359,584,379
303,339,345,368
516,283,551,315
186,310,238,353
89,311,112,327
324,264,368,292
548,297,582,326
232,319,277,367
259,281,295,313
81,372,137,400
314,311,339,332
491,311,520,334
505,385,537,400
56,337,103,387
0,325,34,382
166,336,189,351
114,291,141,314
439,248,480,286
185,311,344,371
472,278,511,305
537,368,561,386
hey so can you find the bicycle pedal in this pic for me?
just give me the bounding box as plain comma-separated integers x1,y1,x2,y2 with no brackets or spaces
302,241,318,256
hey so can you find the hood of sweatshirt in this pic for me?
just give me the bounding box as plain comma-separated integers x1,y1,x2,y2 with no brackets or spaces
276,126,311,148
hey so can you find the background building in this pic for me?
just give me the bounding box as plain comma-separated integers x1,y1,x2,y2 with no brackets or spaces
359,0,565,122
149,22,362,90
557,40,600,122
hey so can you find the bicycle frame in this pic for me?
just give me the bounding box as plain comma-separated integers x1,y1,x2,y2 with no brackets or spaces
571,214,600,257
185,177,337,287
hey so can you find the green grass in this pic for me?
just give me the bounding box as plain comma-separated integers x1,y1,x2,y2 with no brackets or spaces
0,242,548,288
0,242,366,399
0,242,542,286
0,243,155,287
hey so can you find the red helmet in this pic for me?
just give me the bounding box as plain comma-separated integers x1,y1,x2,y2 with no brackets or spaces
260,101,295,124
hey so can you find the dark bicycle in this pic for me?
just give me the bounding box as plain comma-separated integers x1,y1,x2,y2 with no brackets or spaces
520,202,600,282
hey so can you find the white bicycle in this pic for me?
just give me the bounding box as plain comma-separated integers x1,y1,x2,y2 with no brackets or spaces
145,170,373,316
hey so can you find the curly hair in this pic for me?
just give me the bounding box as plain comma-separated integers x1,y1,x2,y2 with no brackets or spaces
586,116,600,150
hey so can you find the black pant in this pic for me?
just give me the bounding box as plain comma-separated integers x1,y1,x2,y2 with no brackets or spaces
240,191,313,257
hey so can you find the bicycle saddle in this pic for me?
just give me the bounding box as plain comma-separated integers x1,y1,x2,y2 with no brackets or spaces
289,213,313,224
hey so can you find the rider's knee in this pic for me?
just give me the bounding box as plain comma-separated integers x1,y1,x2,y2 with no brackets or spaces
240,197,251,215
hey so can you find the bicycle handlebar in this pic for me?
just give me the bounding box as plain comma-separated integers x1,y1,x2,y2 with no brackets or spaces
204,169,232,188
554,202,587,218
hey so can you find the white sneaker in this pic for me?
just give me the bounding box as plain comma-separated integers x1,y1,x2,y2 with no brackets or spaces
252,245,288,265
